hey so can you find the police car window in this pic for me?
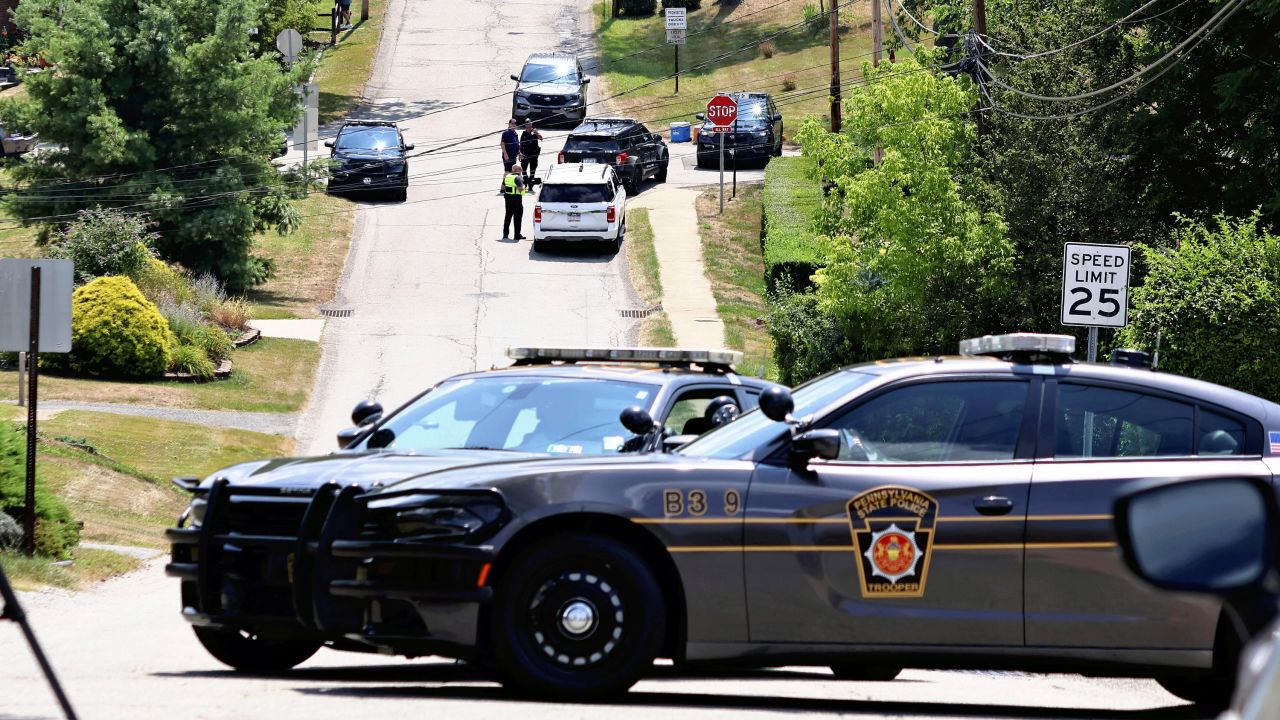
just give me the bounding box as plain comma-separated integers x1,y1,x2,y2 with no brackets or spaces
520,63,578,84
1054,384,1193,458
665,389,739,436
336,127,400,151
1197,408,1246,456
540,184,612,203
563,136,619,153
367,377,659,455
826,380,1028,463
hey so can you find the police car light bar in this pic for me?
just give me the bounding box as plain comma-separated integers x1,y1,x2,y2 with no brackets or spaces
507,346,743,366
959,333,1076,357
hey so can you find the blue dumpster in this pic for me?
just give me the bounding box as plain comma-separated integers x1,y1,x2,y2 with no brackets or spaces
669,122,692,143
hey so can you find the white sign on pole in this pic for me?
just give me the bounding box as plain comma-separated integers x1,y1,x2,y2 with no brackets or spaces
666,28,687,45
0,259,73,352
1061,242,1131,328
276,28,304,63
665,7,687,30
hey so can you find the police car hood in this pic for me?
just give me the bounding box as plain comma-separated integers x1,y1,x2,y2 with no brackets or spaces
379,452,695,494
197,450,543,492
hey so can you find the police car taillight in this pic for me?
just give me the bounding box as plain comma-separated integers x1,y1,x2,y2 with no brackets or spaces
507,346,743,366
607,205,616,223
557,151,564,163
959,333,1075,358
616,152,628,164
534,205,542,222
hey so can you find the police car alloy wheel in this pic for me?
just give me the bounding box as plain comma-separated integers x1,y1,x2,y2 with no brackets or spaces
490,533,665,698
192,626,322,672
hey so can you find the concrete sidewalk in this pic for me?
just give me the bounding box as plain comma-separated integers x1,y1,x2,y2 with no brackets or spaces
629,186,726,349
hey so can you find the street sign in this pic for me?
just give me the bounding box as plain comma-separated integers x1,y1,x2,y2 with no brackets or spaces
1061,242,1131,328
276,28,304,63
705,95,738,129
665,7,687,30
0,259,72,352
666,28,686,45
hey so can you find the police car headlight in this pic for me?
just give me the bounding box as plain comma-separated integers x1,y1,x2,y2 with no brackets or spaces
567,94,582,103
185,497,207,528
366,494,505,541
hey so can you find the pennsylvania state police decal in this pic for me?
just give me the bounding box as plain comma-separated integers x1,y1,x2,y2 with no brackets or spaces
847,486,938,598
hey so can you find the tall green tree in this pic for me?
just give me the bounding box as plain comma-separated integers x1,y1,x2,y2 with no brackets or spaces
3,0,305,291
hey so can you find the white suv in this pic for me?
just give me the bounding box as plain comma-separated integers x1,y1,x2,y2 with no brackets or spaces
532,163,627,252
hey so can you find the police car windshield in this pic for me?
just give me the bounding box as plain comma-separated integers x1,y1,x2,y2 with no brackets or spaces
677,371,877,460
336,127,400,151
521,63,578,84
363,376,659,455
541,184,612,203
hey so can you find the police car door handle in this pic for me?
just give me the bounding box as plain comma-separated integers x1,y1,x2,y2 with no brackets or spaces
973,496,1014,516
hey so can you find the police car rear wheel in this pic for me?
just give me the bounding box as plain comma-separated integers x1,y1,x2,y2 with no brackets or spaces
491,533,665,699
829,663,902,681
192,626,321,672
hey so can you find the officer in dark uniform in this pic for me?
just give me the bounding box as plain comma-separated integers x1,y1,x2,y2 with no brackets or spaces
500,165,527,240
519,120,543,186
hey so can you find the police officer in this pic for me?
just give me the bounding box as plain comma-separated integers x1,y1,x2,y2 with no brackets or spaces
500,165,527,240
519,120,543,186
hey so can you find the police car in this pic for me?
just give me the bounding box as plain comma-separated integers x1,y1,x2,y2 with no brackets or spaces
165,347,772,671
176,334,1280,702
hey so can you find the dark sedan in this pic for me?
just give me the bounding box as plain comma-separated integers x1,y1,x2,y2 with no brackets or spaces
695,91,784,168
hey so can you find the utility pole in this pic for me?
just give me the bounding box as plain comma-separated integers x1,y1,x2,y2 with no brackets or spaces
973,0,988,137
829,0,841,132
872,0,883,67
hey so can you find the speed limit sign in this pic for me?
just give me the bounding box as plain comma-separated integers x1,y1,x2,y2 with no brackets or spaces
1061,242,1131,328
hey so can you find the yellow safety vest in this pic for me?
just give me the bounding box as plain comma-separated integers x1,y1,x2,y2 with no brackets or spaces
503,174,523,195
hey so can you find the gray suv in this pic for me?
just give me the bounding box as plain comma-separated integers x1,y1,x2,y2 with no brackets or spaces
511,52,589,126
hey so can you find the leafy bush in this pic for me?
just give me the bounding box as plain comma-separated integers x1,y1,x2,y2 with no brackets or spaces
47,209,158,284
190,273,227,316
768,288,853,385
134,257,193,308
157,298,206,345
619,0,657,16
195,325,233,362
170,343,216,379
157,297,232,366
0,420,79,559
45,276,174,378
762,156,825,292
0,511,22,552
1117,213,1280,402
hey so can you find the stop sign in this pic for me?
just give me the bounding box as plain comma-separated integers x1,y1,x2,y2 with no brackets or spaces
705,95,738,128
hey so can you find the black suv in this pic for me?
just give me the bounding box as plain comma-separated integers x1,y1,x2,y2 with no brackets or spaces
695,91,784,168
558,117,669,193
511,52,589,126
325,121,414,201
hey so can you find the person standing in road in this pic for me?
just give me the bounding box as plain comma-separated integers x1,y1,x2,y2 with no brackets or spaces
500,165,527,240
501,118,521,171
519,120,543,186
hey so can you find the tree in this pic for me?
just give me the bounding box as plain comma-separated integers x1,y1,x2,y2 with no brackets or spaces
3,0,306,291
255,1,328,56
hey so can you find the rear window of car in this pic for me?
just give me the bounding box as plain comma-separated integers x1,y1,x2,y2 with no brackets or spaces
564,136,620,153
540,183,612,203
336,126,400,151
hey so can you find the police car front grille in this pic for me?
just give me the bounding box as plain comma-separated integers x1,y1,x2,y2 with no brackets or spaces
222,498,310,539
531,95,572,106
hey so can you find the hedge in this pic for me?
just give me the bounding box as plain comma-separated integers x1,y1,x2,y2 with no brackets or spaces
762,156,825,292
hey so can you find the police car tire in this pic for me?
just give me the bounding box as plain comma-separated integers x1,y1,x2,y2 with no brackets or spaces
490,532,665,700
656,158,668,183
192,626,322,673
829,663,901,681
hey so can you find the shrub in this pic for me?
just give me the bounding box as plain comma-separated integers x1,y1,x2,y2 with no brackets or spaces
802,3,826,35
781,74,798,92
762,156,825,292
211,297,252,331
47,209,158,285
1117,213,1280,402
768,288,853,385
134,257,193,308
45,276,174,378
190,273,227,316
759,40,776,59
619,0,657,16
0,511,22,552
195,324,233,362
158,298,206,344
170,343,216,379
0,420,80,559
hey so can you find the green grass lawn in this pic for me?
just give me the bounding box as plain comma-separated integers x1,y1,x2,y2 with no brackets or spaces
0,337,320,413
623,208,677,346
314,0,390,125
696,185,776,380
762,154,823,289
597,1,874,137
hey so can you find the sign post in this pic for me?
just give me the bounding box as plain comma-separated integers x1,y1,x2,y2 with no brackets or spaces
705,95,738,214
665,8,686,94
1061,242,1131,457
1,259,73,557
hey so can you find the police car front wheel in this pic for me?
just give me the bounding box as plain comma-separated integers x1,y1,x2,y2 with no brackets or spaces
192,626,321,672
490,532,665,699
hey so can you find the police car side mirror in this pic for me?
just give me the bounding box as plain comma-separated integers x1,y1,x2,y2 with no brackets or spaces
324,140,335,148
758,385,793,423
773,114,783,122
403,143,415,151
1115,476,1277,595
582,77,591,84
792,429,841,462
336,426,363,450
620,406,656,436
510,74,519,81
695,112,705,121
351,399,383,427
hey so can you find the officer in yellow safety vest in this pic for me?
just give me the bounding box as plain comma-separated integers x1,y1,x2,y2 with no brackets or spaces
500,164,527,240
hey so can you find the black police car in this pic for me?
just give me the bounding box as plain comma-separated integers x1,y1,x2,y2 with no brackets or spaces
511,51,589,126
695,91,784,168
225,333,1280,701
325,121,414,201
558,117,669,194
166,347,772,673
